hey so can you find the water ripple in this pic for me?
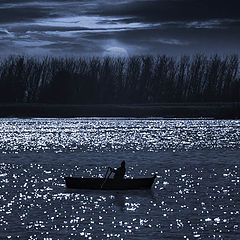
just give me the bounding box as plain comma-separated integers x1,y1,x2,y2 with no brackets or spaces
0,118,239,153
0,161,239,239
0,118,240,239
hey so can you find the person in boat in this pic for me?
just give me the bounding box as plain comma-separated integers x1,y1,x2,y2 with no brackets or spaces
110,161,126,180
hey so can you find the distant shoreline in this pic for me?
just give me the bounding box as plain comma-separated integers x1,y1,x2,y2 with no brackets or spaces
0,103,239,119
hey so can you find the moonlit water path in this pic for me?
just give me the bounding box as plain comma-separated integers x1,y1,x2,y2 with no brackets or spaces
0,118,239,153
0,118,240,239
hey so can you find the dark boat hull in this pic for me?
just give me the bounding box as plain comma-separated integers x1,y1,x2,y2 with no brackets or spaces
65,176,156,190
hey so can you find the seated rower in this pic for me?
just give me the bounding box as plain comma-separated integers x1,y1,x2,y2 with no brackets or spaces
110,161,126,180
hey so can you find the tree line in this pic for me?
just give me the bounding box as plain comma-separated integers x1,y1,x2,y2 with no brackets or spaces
0,54,239,104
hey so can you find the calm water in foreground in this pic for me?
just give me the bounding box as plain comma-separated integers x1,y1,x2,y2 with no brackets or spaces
0,118,240,240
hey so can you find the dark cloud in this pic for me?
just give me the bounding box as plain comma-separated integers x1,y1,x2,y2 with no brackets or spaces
0,0,239,56
94,0,240,22
0,6,57,23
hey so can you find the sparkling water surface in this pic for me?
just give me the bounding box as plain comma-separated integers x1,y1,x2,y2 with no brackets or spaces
0,118,240,239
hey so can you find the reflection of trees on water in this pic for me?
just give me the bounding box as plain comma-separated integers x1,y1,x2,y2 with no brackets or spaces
0,55,239,103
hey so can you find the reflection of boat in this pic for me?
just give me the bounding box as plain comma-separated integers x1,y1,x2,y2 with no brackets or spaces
65,175,156,190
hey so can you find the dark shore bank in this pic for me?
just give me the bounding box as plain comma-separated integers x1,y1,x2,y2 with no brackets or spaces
0,103,239,119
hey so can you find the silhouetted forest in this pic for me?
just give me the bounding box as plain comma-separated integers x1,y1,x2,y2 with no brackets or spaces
0,55,239,104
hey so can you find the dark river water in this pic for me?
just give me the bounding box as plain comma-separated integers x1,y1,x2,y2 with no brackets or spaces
0,118,239,239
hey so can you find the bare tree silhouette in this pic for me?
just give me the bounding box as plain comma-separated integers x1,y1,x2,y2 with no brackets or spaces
0,55,239,104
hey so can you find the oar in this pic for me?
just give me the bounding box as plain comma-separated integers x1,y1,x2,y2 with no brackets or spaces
101,167,112,189
101,167,109,189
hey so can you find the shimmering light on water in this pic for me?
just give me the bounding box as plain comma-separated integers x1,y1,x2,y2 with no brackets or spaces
0,118,240,239
0,118,239,153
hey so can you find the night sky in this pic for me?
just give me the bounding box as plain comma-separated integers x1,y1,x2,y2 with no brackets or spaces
0,0,240,56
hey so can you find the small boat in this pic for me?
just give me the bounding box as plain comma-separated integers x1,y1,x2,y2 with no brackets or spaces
65,174,156,190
